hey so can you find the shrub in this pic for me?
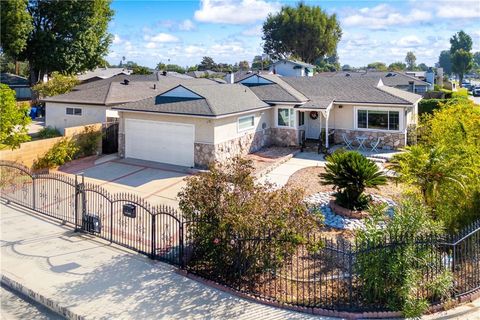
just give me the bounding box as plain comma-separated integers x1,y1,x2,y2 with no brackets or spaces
75,125,101,157
452,88,468,99
355,196,452,318
33,72,79,98
37,127,61,139
32,138,78,169
320,151,387,210
179,157,321,282
0,84,31,149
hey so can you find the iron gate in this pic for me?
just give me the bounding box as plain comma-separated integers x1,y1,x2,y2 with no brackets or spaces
102,122,119,154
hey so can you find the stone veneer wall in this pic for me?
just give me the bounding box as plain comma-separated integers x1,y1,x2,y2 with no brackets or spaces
118,132,125,158
334,129,406,150
269,127,298,147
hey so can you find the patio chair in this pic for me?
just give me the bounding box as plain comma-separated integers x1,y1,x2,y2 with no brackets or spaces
370,137,381,152
342,133,353,150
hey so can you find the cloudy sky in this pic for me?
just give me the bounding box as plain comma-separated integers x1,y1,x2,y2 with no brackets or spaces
107,0,480,68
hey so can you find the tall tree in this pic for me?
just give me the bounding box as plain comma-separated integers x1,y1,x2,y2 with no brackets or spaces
450,31,473,85
0,0,33,74
0,84,31,149
367,62,387,71
405,51,416,70
388,61,406,71
262,3,341,64
198,56,216,71
438,50,452,75
472,52,480,69
238,60,250,71
417,63,429,71
12,0,114,83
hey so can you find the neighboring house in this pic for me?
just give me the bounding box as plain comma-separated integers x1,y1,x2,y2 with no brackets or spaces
317,71,431,94
269,60,315,77
0,73,32,100
41,72,204,133
77,67,132,83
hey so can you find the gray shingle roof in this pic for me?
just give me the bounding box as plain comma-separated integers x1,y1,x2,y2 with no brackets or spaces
244,83,301,103
1,73,29,87
316,71,429,87
281,76,419,105
113,83,269,117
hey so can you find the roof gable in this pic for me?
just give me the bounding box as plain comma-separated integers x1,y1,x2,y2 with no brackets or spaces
159,85,203,99
238,74,274,85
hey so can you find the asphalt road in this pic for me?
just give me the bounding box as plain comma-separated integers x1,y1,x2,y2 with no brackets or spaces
1,284,65,320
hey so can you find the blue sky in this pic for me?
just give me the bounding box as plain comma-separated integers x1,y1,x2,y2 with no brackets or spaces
107,0,480,68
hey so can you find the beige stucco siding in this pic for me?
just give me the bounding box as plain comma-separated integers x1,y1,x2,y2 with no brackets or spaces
213,109,273,144
120,111,214,143
46,102,107,133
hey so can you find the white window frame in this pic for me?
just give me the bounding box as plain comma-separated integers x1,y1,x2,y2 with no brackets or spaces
298,111,305,127
237,115,255,132
354,106,404,132
66,107,82,116
277,108,295,128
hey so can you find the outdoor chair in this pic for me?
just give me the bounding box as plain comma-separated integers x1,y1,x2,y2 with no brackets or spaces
370,137,381,152
342,133,353,149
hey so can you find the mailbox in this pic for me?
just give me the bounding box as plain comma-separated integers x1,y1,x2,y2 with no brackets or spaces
123,204,136,218
83,214,101,233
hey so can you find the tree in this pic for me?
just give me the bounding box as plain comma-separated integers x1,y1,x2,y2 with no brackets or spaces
417,63,429,71
198,56,216,71
0,84,31,149
131,65,152,75
0,0,32,74
165,64,186,74
341,64,352,71
367,62,387,71
238,60,250,71
252,55,272,70
405,51,417,70
156,62,166,71
13,0,114,83
388,61,406,71
320,151,387,210
473,52,480,69
33,72,79,98
262,3,341,64
450,31,473,85
438,50,452,75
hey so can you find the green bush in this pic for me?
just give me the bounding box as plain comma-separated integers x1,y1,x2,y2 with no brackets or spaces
37,127,61,139
75,125,101,157
32,138,78,169
179,157,321,282
452,88,468,98
355,197,452,318
320,150,387,210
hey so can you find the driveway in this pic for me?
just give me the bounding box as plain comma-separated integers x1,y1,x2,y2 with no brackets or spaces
59,156,190,209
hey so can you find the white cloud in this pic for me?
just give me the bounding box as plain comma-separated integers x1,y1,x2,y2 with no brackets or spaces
179,19,195,31
242,25,263,37
343,4,432,29
184,45,207,56
112,34,123,45
194,0,281,25
436,3,480,19
396,35,423,47
145,42,157,49
145,33,179,43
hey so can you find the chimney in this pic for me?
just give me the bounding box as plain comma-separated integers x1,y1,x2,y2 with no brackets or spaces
408,81,415,92
226,71,234,84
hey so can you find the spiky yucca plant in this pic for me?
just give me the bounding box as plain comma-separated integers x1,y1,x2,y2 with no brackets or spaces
321,151,387,210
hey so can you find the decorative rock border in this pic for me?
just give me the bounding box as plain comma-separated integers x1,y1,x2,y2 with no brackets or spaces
305,192,396,230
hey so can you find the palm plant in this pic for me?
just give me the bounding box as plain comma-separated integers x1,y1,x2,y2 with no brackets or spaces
321,151,387,210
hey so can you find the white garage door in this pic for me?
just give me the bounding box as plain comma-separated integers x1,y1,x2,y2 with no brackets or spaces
125,119,195,167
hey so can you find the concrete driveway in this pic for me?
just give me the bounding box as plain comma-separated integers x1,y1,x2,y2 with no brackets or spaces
60,156,190,209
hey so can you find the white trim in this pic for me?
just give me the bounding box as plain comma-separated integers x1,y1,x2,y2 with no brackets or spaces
276,107,295,128
336,102,413,108
353,106,405,133
115,106,272,119
237,115,255,132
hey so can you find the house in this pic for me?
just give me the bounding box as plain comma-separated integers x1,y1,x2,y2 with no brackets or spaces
77,67,132,83
41,72,207,133
109,73,420,168
269,60,315,77
0,73,32,100
317,71,431,94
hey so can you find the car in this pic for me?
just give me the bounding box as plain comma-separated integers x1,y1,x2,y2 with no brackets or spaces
473,87,480,97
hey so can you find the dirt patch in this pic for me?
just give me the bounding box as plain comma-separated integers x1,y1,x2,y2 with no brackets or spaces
285,166,404,201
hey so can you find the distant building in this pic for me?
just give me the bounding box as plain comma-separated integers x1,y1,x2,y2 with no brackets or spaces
0,73,32,100
269,59,315,77
77,67,132,83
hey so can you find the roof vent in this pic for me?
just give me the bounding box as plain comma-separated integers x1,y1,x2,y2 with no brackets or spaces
153,84,156,90
346,73,350,77
123,79,130,85
162,71,167,76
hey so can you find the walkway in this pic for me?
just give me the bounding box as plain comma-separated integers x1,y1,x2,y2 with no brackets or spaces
0,202,335,320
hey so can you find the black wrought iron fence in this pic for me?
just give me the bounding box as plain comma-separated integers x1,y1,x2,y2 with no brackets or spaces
0,161,184,266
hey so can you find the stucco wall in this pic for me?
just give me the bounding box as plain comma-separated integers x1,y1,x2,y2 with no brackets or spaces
270,62,303,77
213,109,272,144
119,111,214,144
46,102,107,133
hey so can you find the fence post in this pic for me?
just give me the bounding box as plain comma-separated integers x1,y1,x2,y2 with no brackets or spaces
151,213,156,260
348,248,353,309
110,201,114,243
179,223,184,268
32,175,36,210
74,175,79,232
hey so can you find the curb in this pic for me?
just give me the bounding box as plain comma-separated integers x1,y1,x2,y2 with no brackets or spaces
1,274,85,320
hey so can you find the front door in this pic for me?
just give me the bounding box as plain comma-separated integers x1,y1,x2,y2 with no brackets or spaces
306,112,321,139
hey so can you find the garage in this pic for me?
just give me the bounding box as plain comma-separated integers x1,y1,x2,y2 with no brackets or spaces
125,118,195,167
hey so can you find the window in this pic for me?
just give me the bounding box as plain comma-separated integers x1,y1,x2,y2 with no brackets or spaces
238,115,255,131
66,107,82,116
298,111,305,126
357,109,400,131
278,108,294,127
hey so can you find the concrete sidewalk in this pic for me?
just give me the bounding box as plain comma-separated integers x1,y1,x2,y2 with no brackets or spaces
0,202,334,320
